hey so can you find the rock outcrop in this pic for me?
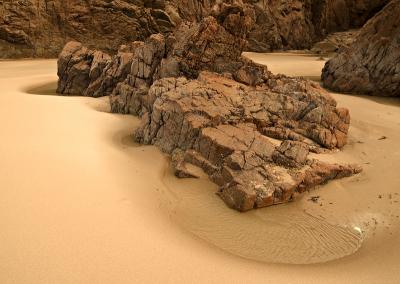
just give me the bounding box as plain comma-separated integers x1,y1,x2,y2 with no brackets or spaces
311,29,359,55
0,0,389,58
133,72,361,211
0,0,174,58
57,6,361,211
311,0,389,38
322,0,400,96
168,0,389,52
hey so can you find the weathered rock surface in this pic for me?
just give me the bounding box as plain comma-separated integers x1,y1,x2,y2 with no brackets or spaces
322,0,400,96
133,72,361,211
168,0,389,51
0,0,389,58
57,34,166,98
0,0,174,58
311,0,389,38
311,29,359,55
57,8,361,211
57,7,259,99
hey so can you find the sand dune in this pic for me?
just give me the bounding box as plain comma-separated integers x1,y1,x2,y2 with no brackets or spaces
0,58,399,283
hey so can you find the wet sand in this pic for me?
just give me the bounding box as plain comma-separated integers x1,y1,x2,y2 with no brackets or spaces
1,58,399,283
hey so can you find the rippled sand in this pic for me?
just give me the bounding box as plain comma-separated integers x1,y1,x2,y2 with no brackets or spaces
1,58,399,283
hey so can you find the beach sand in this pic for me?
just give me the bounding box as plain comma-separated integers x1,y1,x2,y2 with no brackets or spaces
0,57,399,283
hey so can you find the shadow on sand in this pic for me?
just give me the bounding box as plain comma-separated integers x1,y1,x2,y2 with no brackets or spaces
25,80,58,96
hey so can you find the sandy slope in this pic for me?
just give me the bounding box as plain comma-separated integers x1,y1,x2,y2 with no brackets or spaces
0,58,399,283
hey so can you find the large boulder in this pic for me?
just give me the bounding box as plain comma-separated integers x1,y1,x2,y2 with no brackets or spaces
56,8,362,211
133,72,361,211
322,0,400,96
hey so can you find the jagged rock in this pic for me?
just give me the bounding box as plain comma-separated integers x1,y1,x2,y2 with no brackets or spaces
133,71,350,151
133,72,361,211
0,0,389,58
160,15,253,79
58,8,261,101
0,0,174,58
57,34,166,98
322,0,400,96
56,9,361,211
56,41,111,96
109,33,166,113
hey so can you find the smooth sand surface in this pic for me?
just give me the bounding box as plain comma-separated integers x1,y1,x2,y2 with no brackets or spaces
1,58,399,283
243,52,327,81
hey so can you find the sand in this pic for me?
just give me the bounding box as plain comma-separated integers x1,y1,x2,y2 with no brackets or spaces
0,57,399,283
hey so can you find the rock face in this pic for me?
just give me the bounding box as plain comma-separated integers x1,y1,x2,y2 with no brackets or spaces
322,0,400,96
311,0,389,38
168,0,389,52
0,0,174,58
0,0,389,58
311,29,359,55
57,6,361,211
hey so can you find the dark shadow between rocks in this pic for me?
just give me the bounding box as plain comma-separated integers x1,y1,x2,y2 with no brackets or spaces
317,81,400,108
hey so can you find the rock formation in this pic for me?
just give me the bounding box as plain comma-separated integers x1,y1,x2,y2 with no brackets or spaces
0,0,174,58
311,0,389,38
57,6,361,211
167,0,389,51
0,0,389,58
322,0,400,96
311,29,359,55
134,72,361,211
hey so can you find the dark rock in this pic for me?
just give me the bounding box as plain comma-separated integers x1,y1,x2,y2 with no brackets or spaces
0,0,389,58
311,29,359,55
322,0,400,96
0,0,174,58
